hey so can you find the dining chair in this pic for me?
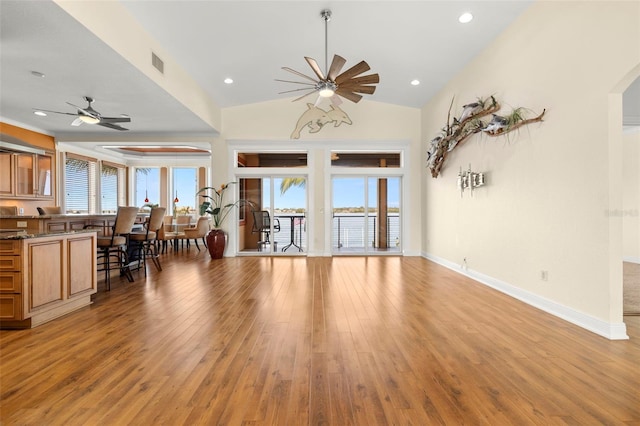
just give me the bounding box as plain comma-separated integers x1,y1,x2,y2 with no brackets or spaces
173,215,191,250
251,210,280,251
94,206,138,290
182,216,210,251
129,207,166,276
157,215,178,253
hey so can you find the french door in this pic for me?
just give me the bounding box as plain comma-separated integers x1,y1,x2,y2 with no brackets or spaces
331,176,401,254
237,176,307,254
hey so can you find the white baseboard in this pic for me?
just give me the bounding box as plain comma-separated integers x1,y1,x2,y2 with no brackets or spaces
422,252,629,341
623,256,640,264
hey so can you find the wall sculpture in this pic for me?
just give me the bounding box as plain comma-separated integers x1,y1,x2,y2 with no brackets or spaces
291,103,352,139
426,96,545,178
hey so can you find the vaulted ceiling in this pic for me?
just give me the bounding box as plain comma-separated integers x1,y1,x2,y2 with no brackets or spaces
1,1,637,142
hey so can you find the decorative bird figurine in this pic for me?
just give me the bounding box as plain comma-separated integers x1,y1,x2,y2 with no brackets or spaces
426,135,442,167
459,102,482,122
482,114,509,134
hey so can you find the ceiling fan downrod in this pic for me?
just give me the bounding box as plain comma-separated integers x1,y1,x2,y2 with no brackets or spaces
321,9,331,77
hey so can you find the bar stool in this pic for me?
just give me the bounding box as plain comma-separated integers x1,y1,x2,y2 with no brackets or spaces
94,206,138,290
129,207,166,276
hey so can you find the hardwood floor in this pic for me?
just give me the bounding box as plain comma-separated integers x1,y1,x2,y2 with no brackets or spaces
1,252,639,425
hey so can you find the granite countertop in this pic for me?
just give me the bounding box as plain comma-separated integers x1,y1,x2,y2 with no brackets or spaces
0,214,117,219
0,229,98,240
0,213,149,219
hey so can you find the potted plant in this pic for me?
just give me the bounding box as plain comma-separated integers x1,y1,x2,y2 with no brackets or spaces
197,182,253,258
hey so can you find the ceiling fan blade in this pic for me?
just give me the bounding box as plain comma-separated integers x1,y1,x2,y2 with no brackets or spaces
292,89,319,102
279,87,319,95
99,116,131,124
282,67,319,83
71,117,83,126
337,85,376,95
275,79,316,86
304,57,325,81
327,55,346,81
97,122,128,131
335,89,363,103
335,61,371,85
340,73,380,86
34,108,77,116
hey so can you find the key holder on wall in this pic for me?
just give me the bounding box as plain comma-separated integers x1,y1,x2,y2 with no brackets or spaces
457,165,485,197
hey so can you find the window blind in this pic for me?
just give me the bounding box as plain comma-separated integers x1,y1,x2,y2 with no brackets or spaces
100,164,118,214
65,155,96,214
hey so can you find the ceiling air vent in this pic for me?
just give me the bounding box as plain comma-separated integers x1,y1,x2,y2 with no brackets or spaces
151,52,164,74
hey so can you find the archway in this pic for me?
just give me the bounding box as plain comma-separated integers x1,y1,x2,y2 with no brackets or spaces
609,63,640,338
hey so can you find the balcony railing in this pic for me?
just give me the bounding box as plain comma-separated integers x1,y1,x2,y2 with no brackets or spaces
264,213,401,252
332,213,400,250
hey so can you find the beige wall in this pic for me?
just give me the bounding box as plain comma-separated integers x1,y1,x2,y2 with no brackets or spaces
218,97,421,255
623,131,640,262
421,1,640,334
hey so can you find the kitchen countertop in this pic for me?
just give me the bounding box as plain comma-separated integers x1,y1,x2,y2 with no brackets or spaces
0,229,97,240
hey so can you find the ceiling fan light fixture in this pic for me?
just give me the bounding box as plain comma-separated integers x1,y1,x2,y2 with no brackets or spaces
318,81,336,98
79,115,99,124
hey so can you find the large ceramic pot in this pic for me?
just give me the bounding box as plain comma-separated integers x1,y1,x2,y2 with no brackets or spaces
206,228,226,259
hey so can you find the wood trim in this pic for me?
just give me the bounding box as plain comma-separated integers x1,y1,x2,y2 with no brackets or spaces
0,122,55,151
65,152,97,163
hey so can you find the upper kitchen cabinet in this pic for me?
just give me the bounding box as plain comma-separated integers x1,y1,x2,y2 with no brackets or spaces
0,122,56,201
14,153,54,198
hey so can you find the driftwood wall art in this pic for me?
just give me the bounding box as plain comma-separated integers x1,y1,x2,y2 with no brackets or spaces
426,96,545,178
291,103,352,139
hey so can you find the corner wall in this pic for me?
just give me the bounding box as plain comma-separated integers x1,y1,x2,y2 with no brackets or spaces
421,1,640,338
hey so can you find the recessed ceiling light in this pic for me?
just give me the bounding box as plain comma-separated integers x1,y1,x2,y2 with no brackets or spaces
31,71,45,78
410,79,420,86
224,78,234,84
459,12,473,24
34,111,47,116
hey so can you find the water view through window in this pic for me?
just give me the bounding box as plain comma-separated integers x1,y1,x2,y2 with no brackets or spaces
332,176,401,253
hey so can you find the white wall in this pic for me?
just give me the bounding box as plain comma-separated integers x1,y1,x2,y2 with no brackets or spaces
218,97,421,256
421,1,640,338
623,131,640,263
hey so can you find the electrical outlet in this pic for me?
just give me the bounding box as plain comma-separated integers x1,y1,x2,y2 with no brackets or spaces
541,270,549,281
16,221,27,228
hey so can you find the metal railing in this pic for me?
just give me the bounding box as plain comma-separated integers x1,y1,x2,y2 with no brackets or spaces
332,213,400,249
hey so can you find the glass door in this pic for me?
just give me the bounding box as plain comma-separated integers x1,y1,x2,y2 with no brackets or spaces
237,176,307,254
332,176,401,254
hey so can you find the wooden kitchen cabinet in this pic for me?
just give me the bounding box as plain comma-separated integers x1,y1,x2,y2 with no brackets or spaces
1,152,55,199
0,232,97,329
14,152,54,199
0,152,14,196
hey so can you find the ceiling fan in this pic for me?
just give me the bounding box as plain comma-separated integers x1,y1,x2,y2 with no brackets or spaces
277,9,379,105
35,96,131,131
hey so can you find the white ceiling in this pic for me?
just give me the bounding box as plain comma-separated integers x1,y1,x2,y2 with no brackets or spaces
1,0,638,141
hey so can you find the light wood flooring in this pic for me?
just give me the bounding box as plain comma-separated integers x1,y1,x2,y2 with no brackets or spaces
1,252,639,425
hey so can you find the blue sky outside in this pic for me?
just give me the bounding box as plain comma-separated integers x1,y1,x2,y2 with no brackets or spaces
135,167,198,209
135,170,400,211
267,177,400,209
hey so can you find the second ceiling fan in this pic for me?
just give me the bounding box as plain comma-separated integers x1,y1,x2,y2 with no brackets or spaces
36,96,131,131
278,9,379,105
